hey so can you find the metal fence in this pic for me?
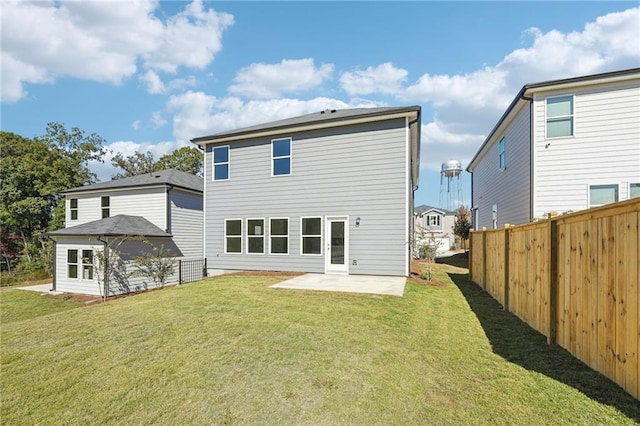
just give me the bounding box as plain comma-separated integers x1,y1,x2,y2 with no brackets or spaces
178,258,206,285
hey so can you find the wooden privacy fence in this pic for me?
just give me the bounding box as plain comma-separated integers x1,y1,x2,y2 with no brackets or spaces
469,198,639,399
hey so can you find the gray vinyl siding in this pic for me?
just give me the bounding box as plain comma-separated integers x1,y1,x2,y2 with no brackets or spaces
471,104,531,229
204,119,410,276
65,187,167,230
169,189,203,258
532,81,640,217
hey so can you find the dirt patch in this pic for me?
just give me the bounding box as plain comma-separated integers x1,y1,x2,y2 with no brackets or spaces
410,259,447,287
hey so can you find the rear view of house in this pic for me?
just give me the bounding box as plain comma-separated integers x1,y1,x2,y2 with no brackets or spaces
192,106,421,277
467,68,640,229
46,169,203,296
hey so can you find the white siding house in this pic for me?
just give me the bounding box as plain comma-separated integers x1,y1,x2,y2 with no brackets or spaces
46,169,203,296
414,205,456,253
192,106,421,277
467,68,640,229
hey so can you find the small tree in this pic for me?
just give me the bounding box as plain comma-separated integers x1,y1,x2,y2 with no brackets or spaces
129,242,176,290
453,206,472,250
414,223,439,281
93,237,130,300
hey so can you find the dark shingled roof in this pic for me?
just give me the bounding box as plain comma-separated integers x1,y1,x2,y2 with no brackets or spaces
62,169,203,194
45,215,171,238
192,106,421,144
415,205,456,215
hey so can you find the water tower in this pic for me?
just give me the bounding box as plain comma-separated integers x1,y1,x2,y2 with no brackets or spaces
439,160,463,211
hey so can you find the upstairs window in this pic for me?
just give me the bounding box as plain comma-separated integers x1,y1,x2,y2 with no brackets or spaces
301,217,322,255
70,198,78,220
213,146,230,181
247,219,265,254
546,96,574,138
270,218,289,254
224,219,242,254
101,196,110,218
630,183,640,199
425,214,442,231
272,138,291,176
589,184,618,207
498,138,505,169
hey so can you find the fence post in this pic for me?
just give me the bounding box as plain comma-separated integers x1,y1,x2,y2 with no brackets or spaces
547,217,558,345
482,227,487,290
178,259,183,285
468,232,473,280
504,225,510,312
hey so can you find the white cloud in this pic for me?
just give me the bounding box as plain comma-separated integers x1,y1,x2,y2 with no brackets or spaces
340,63,408,96
167,91,382,143
140,70,166,94
1,0,233,102
228,59,334,99
419,121,485,172
131,120,142,130
151,111,168,128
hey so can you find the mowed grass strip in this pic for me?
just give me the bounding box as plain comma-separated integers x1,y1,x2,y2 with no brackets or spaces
1,270,638,425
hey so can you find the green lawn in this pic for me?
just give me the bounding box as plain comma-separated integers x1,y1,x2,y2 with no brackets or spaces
2,265,638,425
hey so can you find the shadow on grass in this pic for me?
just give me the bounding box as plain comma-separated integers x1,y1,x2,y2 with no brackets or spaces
437,254,640,421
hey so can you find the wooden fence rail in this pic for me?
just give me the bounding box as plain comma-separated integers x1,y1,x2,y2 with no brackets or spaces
469,198,639,400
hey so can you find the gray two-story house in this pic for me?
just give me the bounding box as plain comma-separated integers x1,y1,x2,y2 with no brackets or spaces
192,106,421,277
46,169,203,296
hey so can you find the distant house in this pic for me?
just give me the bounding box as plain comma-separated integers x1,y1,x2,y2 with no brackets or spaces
414,205,456,253
191,106,421,277
46,169,203,296
467,68,640,229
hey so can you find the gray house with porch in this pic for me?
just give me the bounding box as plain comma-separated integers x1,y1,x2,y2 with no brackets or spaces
192,106,421,277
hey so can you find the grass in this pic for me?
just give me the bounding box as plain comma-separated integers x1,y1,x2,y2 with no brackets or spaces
1,264,639,425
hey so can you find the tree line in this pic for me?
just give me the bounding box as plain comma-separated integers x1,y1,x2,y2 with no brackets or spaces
0,123,202,277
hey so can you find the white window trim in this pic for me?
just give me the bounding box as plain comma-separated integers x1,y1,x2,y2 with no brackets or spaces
498,137,506,170
425,214,442,231
101,196,110,218
271,137,292,177
69,198,78,221
269,217,289,255
224,218,243,254
545,94,575,140
246,218,266,255
213,145,230,181
67,248,94,280
588,183,619,208
300,216,323,256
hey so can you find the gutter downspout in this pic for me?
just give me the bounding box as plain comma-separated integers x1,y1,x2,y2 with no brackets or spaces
520,92,534,221
166,185,174,234
42,235,56,292
97,237,108,300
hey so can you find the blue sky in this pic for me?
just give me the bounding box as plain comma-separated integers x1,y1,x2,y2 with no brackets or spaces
2,1,639,208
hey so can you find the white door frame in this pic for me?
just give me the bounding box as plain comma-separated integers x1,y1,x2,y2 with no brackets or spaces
325,216,349,274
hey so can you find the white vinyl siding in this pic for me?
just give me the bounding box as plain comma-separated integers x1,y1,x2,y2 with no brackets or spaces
533,81,640,217
65,187,166,229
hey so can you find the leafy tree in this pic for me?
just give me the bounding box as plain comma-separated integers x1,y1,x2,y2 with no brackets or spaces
0,124,106,272
111,151,156,179
453,205,472,250
156,146,203,176
111,146,203,179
